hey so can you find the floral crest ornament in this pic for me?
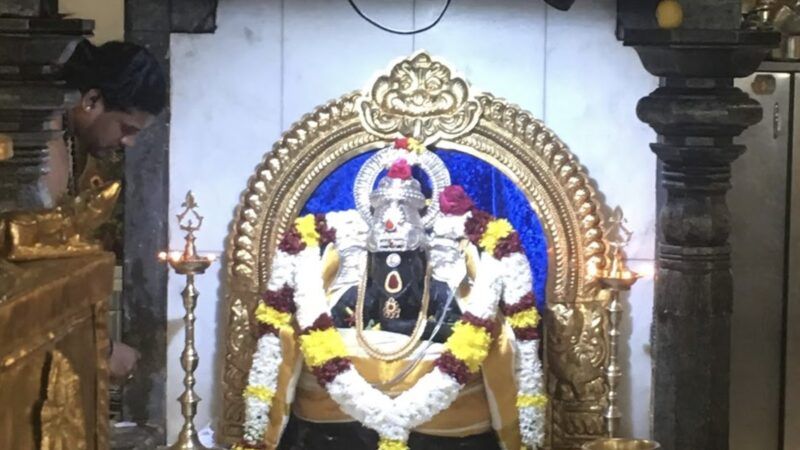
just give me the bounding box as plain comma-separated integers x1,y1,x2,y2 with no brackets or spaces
356,52,482,146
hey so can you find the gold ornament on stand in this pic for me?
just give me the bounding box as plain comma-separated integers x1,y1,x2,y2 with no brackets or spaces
597,207,641,438
159,191,216,450
1,180,121,261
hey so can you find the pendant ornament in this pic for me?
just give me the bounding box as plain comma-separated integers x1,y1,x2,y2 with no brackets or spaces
384,270,403,294
382,297,401,319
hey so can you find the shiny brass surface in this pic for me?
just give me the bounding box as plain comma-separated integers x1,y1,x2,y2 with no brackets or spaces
2,180,121,261
597,208,639,438
356,52,482,146
41,350,88,450
220,52,612,449
546,300,609,443
161,192,216,450
0,133,12,160
582,438,660,450
0,254,113,450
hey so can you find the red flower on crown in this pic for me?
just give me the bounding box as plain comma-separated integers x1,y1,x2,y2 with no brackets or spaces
387,158,412,180
394,137,409,149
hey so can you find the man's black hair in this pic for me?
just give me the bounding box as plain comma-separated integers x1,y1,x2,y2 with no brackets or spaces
63,40,167,115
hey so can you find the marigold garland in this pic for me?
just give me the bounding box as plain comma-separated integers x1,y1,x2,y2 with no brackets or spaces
506,308,541,329
244,385,275,403
516,393,548,408
378,437,410,450
254,303,292,331
443,321,492,373
479,219,514,254
241,194,547,450
295,214,320,247
299,327,349,367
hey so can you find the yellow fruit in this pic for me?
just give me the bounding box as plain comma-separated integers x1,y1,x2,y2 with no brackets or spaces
656,0,683,30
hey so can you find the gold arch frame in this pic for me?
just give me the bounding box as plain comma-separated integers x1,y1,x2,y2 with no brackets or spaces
221,52,612,449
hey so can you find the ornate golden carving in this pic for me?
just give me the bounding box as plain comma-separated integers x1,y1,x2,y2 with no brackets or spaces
40,351,88,450
547,301,609,447
356,52,482,146
221,54,612,449
547,302,608,402
2,181,121,261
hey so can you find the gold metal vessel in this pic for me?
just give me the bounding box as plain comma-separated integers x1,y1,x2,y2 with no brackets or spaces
582,438,661,450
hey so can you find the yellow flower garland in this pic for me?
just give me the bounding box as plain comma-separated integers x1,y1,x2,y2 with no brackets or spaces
295,214,320,247
299,328,349,367
516,393,548,408
378,437,410,450
479,219,514,254
506,308,541,329
232,445,256,450
444,321,492,373
255,303,293,331
244,385,275,403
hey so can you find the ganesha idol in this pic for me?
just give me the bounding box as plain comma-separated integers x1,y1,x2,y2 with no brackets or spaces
233,138,546,450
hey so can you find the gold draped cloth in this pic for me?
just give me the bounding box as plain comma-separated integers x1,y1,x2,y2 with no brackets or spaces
261,324,522,450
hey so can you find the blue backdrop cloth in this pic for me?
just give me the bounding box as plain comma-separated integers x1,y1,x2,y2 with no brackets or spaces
301,149,548,308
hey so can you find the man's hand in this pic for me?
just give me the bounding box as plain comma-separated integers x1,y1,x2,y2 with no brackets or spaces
109,341,140,384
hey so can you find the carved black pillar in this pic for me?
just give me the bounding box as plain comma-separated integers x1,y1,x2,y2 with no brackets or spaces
625,30,778,450
0,1,92,211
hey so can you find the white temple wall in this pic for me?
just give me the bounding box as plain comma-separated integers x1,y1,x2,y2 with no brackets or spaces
168,0,658,442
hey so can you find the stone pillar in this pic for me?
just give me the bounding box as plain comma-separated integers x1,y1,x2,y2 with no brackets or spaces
0,1,92,211
122,0,170,436
625,30,777,450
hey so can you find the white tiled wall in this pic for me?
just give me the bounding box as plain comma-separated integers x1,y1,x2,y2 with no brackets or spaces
168,0,657,442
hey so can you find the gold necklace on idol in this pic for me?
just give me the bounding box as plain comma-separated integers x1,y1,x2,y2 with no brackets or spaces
354,262,431,362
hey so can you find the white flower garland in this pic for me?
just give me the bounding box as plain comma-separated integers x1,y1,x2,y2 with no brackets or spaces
242,334,282,443
516,339,546,446
291,242,501,442
238,209,547,449
499,251,547,448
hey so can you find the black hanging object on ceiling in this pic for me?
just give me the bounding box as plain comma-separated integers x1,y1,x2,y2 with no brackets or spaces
544,0,576,11
348,0,452,35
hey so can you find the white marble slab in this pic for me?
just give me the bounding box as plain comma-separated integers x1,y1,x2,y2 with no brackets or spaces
282,0,414,127
413,0,546,117
170,0,283,254
544,0,657,261
620,259,656,439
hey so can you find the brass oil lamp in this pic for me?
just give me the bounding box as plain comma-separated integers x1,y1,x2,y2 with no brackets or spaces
159,191,216,450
